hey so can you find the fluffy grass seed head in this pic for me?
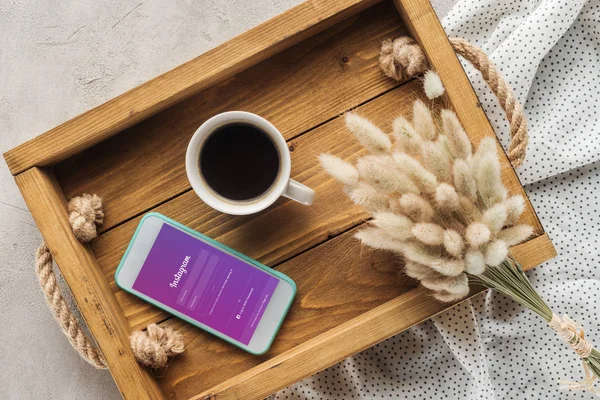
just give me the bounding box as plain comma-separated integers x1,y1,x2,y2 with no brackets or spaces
484,240,509,266
497,224,534,245
318,154,359,186
435,183,460,211
504,195,526,225
412,222,445,245
453,158,477,201
465,222,491,247
392,116,423,154
441,109,472,159
473,137,507,207
349,182,390,212
372,211,414,241
413,99,437,140
423,70,445,100
346,112,391,154
464,250,486,275
443,229,464,258
422,141,453,183
399,193,435,222
393,153,438,194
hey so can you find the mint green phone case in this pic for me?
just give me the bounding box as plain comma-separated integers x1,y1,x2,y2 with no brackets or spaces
114,212,297,355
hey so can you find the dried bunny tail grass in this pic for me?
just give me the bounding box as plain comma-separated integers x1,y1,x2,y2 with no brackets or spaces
464,249,486,275
399,193,435,222
435,183,460,211
484,240,509,266
497,224,534,246
453,159,477,201
372,211,414,241
421,273,469,296
392,116,423,154
404,261,445,281
412,223,444,245
357,156,419,194
412,99,437,140
441,109,472,159
318,154,359,186
345,112,391,154
395,241,442,266
393,153,438,194
473,137,507,207
421,141,452,183
482,203,508,234
465,222,491,247
504,195,526,225
458,196,482,222
443,229,464,257
433,290,467,302
423,70,445,100
355,227,405,252
429,258,465,277
349,182,390,212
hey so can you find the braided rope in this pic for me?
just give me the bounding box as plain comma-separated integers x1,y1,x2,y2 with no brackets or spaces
36,242,108,368
35,193,184,369
379,36,528,168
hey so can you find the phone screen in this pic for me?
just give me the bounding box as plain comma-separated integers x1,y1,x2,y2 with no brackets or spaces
132,223,280,345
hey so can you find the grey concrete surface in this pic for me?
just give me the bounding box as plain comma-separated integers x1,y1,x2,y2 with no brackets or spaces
0,1,452,398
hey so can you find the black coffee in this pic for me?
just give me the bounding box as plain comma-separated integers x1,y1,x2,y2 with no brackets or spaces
200,123,280,201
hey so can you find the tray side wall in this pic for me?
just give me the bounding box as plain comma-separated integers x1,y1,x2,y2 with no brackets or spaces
14,167,165,400
3,0,381,176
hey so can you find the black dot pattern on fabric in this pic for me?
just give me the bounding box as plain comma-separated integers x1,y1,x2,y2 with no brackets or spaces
277,0,600,398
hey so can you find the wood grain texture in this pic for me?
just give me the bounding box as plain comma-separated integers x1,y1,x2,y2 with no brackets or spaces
4,0,383,176
393,0,546,235
92,81,431,331
53,1,406,232
14,168,164,400
511,233,556,271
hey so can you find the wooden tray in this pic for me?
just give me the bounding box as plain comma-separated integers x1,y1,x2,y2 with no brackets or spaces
5,0,556,398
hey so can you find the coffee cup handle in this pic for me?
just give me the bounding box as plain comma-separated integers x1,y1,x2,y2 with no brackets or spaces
283,179,315,206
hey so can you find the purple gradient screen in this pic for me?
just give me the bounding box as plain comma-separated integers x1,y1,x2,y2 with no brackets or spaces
133,223,279,345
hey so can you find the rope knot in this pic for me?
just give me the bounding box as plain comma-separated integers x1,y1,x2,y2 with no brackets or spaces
379,36,528,168
549,313,593,359
67,193,104,242
130,323,185,369
548,314,599,394
379,37,427,81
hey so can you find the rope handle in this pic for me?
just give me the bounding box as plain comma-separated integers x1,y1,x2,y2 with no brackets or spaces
379,37,528,168
35,194,184,369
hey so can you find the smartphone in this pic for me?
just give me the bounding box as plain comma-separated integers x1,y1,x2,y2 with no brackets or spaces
115,212,296,355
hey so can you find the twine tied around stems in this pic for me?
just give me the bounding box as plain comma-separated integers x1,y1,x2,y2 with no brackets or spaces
548,314,599,395
36,193,185,369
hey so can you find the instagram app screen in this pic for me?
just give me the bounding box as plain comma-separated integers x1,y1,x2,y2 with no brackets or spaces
133,223,279,344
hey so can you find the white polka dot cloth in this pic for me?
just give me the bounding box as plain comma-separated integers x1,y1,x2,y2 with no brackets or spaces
277,0,600,398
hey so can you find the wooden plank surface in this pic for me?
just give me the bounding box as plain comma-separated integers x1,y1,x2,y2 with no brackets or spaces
92,81,430,330
4,0,384,175
511,233,556,271
156,230,554,399
14,168,164,400
52,1,406,233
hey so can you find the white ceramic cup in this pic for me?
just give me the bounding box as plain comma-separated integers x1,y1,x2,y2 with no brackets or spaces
186,111,315,215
